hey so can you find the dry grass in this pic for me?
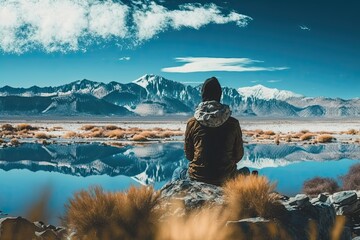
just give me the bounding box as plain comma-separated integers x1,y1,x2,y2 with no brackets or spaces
302,177,339,196
81,125,96,131
84,129,104,138
1,123,14,131
63,131,78,139
300,133,316,141
132,134,149,141
34,132,50,139
156,207,233,240
64,186,160,240
104,129,126,139
223,175,284,220
341,163,360,190
104,125,120,130
10,138,20,146
345,129,358,135
16,123,38,131
316,134,334,143
300,129,310,134
263,130,275,136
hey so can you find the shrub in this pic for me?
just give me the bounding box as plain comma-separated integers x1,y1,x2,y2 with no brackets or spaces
345,129,358,135
316,134,334,143
341,163,360,190
254,129,264,134
1,124,14,131
84,129,104,138
104,125,120,130
223,175,284,220
302,177,339,196
263,130,275,136
132,134,148,141
64,186,160,240
104,129,125,139
35,132,50,139
300,129,310,134
300,133,315,141
81,125,96,131
10,138,20,146
16,123,38,131
63,131,78,139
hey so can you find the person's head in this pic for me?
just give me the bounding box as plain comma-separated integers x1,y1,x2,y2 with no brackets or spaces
201,77,222,102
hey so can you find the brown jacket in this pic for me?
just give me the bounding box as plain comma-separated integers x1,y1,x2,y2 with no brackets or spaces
184,116,244,185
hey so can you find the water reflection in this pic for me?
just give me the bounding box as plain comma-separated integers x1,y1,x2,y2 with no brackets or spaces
1,142,360,224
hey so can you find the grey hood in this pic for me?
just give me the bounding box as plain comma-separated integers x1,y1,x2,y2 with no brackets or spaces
194,101,231,127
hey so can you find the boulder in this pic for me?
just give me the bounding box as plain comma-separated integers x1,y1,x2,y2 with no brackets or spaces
0,217,39,240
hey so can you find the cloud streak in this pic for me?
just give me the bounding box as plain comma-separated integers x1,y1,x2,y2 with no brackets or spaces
162,57,288,73
0,0,251,53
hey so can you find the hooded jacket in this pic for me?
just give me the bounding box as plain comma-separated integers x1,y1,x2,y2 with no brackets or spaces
185,100,244,186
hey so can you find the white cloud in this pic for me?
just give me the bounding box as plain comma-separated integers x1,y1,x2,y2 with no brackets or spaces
162,57,288,73
0,0,252,53
119,56,130,61
268,80,282,83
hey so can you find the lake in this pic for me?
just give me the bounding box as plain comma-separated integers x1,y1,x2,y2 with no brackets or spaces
1,142,359,224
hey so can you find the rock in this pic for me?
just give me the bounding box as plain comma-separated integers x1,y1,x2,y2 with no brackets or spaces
288,194,310,208
0,217,39,240
160,179,224,215
36,229,60,240
331,191,358,206
335,201,360,215
318,193,329,202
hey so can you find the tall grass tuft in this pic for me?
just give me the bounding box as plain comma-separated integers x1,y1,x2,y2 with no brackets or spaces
223,175,284,220
302,177,339,196
64,186,160,240
156,207,234,240
316,134,334,143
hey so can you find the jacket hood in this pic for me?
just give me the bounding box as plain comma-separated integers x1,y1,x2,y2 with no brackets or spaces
194,101,231,127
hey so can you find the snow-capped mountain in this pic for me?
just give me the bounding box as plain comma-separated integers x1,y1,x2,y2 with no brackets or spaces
238,84,303,101
0,74,359,117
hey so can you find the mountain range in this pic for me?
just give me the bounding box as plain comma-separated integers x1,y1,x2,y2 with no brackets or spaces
0,74,359,117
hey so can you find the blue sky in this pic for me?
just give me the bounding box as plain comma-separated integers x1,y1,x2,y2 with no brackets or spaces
0,0,359,99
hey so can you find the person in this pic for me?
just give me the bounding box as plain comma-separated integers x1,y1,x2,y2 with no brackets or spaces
184,77,249,186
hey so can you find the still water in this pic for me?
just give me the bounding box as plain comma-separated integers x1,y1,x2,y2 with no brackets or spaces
0,142,359,224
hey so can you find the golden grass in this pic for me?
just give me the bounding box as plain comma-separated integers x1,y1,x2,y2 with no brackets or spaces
263,130,275,136
16,123,38,131
63,131,78,139
64,186,160,240
81,125,96,131
156,207,233,240
10,138,20,146
300,133,316,141
300,129,309,134
34,132,50,139
223,175,283,220
104,129,126,139
132,134,149,141
345,129,358,135
316,134,334,143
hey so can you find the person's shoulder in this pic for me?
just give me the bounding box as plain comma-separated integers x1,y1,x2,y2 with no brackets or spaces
227,116,240,125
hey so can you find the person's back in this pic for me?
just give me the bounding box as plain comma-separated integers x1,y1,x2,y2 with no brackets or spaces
184,77,244,185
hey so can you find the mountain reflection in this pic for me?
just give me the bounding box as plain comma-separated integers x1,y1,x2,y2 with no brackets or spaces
0,143,359,184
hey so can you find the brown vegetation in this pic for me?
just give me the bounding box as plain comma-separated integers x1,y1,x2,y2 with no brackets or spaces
63,131,78,139
300,133,316,141
341,163,360,190
316,134,334,143
64,186,160,240
1,123,14,131
10,138,20,146
223,175,284,220
34,132,50,139
16,123,38,131
81,125,96,131
103,129,126,139
263,130,275,136
302,177,340,196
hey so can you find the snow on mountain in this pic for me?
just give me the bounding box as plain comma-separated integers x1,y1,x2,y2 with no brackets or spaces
1,75,359,117
238,84,303,101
